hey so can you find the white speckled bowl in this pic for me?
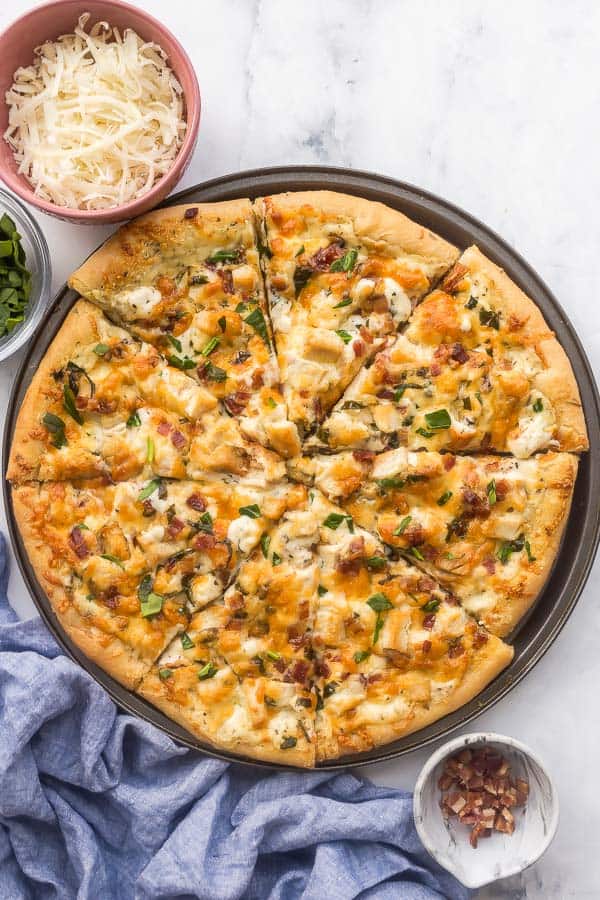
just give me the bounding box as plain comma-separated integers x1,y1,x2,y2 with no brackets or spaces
413,732,559,889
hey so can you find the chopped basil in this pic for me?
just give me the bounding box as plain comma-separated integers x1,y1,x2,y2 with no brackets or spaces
421,598,441,613
329,248,358,273
218,316,227,333
181,632,195,650
200,336,220,356
336,329,352,344
239,504,261,518
167,334,182,352
168,354,195,370
497,534,529,565
101,554,125,569
140,592,163,617
272,552,282,566
479,307,501,330
533,398,544,413
260,533,271,558
280,736,297,750
424,409,451,430
317,584,328,596
158,668,172,681
367,593,393,612
138,478,161,501
62,384,83,425
354,650,370,664
322,512,354,532
411,547,425,560
198,662,218,680
244,307,271,347
437,491,453,506
293,265,313,297
486,479,497,505
42,412,67,448
295,245,305,257
201,361,227,382
366,556,386,571
94,343,110,356
393,515,412,536
127,410,141,428
332,296,352,309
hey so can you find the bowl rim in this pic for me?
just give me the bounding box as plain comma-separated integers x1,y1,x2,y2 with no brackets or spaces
413,730,560,889
0,186,51,360
0,0,201,221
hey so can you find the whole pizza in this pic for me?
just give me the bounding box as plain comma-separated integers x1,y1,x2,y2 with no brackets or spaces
7,192,588,766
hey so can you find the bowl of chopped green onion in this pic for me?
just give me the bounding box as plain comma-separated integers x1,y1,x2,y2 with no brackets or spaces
0,188,51,360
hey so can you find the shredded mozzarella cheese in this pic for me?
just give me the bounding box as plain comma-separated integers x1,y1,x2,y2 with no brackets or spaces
4,14,186,210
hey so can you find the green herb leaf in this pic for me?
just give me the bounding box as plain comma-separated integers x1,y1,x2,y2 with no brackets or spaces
336,329,353,344
367,593,393,613
127,410,141,428
244,307,271,347
138,478,161,501
411,547,425,560
317,584,328,596
181,632,195,650
94,343,110,356
200,336,220,356
239,504,261,518
373,615,385,645
465,296,478,309
272,552,282,566
138,574,153,601
393,515,412,536
424,409,451,430
533,397,544,413
198,662,218,680
168,354,196,370
280,736,297,750
190,274,209,286
366,556,386,571
479,307,501,330
322,512,354,532
218,316,227,333
260,533,271,558
486,479,497,505
421,598,441,613
201,361,227,382
496,534,526,565
206,248,242,264
332,296,352,309
437,490,453,506
42,412,67,448
167,334,182,352
195,511,213,533
101,554,125,569
140,592,163,617
330,248,358,273
266,397,277,408
293,265,313,297
353,650,370,664
158,668,172,681
295,245,305,257
62,384,83,425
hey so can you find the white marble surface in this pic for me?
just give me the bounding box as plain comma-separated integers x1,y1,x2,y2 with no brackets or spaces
1,1,599,896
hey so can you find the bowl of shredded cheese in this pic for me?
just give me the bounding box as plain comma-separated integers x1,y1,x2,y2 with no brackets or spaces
0,0,200,223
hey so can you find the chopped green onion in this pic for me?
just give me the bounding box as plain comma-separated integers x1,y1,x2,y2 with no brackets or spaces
42,412,67,448
486,479,497,505
393,515,412,536
332,296,352,309
158,668,173,681
200,336,220,356
421,598,441,613
322,512,354,532
198,662,218,680
127,411,141,428
181,632,195,650
330,248,358,273
260,533,271,558
62,384,83,425
94,343,110,356
353,650,370,664
146,437,155,464
336,330,352,344
239,504,261,518
365,556,386,571
138,478,161,501
167,334,182,352
437,491,453,506
272,552,282,566
101,554,125,569
141,592,163,617
424,409,451,430
533,398,544,413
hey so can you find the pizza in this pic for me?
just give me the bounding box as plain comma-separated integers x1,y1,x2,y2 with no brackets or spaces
7,192,588,766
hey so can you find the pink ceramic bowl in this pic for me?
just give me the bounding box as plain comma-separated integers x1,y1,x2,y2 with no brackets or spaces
0,0,200,224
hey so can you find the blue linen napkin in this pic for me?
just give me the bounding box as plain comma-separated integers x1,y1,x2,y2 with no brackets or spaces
0,534,469,900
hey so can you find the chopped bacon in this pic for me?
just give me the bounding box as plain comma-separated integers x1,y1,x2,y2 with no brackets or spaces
100,586,119,609
223,391,251,416
352,449,375,464
290,660,310,683
272,657,286,674
359,325,374,344
69,526,89,559
473,629,489,648
157,420,172,436
494,479,509,502
368,672,383,683
377,388,396,401
170,430,186,449
439,746,528,848
308,241,345,271
75,396,88,410
314,659,330,678
220,270,234,294
186,493,207,512
194,533,217,552
483,557,496,575
430,362,442,377
94,398,117,415
423,614,436,630
441,263,469,293
462,487,490,519
184,207,198,219
352,339,366,357
142,500,155,517
422,640,432,653
405,523,425,547
450,342,469,364
448,639,464,659
166,517,184,538
443,455,456,471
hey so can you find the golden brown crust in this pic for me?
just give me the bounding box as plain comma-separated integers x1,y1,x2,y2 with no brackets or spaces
258,191,459,270
69,199,254,300
7,300,120,483
462,246,588,452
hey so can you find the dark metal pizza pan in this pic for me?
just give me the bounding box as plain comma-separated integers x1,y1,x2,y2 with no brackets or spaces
4,166,599,771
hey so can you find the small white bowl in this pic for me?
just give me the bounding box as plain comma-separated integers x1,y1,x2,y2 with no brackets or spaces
413,732,559,889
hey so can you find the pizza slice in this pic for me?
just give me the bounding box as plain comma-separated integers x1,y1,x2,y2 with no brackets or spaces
293,447,578,636
68,201,300,457
304,490,512,761
7,300,286,486
256,191,458,437
309,246,588,456
11,476,300,687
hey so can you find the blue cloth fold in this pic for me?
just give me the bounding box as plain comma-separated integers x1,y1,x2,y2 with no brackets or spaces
0,535,468,899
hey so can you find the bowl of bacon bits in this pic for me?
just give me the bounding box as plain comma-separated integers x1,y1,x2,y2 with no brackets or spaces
413,733,559,889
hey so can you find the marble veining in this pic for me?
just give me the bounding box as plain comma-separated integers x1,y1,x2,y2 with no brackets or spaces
1,2,599,897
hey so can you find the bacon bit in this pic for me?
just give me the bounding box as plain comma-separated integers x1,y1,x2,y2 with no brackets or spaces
443,455,456,471
288,631,308,650
100,586,119,609
483,557,496,575
417,576,437,592
166,517,184,538
69,526,89,559
94,398,117,415
309,241,345,271
157,420,172,436
359,325,374,344
184,207,198,219
371,295,389,314
290,660,310,683
405,523,425,547
157,276,176,296
75,396,88,410
462,487,490,519
352,339,366,357
225,618,243,631
377,388,396,401
441,263,469,293
220,270,234,294
368,672,383,683
450,342,469,364
423,614,436,630
448,639,464,658
142,499,155,517
430,362,442,377
352,449,375,464
273,657,286,674
194,533,217,552
187,493,207,512
439,746,528,847
422,640,432,653
223,391,251,416
314,659,330,678
473,629,489,648
494,479,509,502
170,430,186,449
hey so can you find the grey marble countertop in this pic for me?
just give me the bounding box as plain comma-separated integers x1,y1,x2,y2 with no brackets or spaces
1,2,598,897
